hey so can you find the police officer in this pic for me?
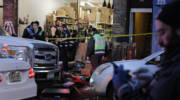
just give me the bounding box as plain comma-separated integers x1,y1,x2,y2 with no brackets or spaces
86,28,107,71
58,24,71,71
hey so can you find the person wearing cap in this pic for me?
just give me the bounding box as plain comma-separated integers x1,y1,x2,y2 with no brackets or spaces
57,24,70,38
85,25,93,37
58,24,71,71
86,28,107,71
23,21,45,41
113,1,180,100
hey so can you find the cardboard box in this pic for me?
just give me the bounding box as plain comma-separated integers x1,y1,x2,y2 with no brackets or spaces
61,7,76,18
56,9,66,17
99,7,113,23
56,6,76,18
75,43,88,62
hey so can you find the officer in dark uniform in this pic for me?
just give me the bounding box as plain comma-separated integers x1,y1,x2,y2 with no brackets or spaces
58,24,71,71
86,28,107,71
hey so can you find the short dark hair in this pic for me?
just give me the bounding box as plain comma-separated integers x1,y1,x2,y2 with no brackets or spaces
89,25,92,28
32,21,39,26
92,28,98,34
30,22,34,25
62,24,67,28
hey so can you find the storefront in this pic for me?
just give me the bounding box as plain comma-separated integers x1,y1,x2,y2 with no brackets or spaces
128,0,152,58
17,0,114,37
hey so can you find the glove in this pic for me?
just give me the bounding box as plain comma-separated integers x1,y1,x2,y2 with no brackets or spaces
117,78,144,99
116,68,154,99
112,63,130,92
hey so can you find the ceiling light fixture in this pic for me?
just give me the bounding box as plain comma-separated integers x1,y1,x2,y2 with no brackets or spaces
103,0,107,7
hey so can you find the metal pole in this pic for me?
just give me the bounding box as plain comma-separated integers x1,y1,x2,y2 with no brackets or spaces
77,0,79,20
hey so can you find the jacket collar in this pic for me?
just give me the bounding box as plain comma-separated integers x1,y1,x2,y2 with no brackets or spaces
160,48,180,68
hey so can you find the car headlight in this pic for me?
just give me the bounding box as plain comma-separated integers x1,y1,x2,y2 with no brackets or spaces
90,78,94,84
0,45,30,63
90,78,95,87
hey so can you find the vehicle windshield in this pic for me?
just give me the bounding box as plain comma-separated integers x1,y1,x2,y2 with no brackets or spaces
143,50,164,62
0,27,10,36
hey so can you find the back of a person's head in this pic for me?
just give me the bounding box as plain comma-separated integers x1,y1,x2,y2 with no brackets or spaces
62,24,67,28
92,28,98,34
157,1,180,30
89,25,92,29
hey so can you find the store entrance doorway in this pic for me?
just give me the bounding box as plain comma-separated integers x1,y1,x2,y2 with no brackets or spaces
129,8,152,59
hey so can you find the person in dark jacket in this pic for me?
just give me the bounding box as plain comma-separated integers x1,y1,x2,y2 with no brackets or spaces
58,24,71,71
86,28,108,71
113,1,180,100
54,20,62,38
23,21,45,41
60,24,70,38
49,22,63,39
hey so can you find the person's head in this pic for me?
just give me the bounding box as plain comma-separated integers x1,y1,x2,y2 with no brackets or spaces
79,23,83,28
92,28,98,35
75,19,78,24
55,20,61,26
32,21,39,30
156,1,180,51
59,26,64,31
62,24,67,31
88,25,93,30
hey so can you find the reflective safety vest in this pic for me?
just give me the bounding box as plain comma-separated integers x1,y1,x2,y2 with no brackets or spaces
93,34,105,54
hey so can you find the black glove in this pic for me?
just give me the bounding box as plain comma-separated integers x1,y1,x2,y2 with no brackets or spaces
112,63,130,93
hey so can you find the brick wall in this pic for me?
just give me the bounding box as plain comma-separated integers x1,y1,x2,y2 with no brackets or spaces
3,0,18,34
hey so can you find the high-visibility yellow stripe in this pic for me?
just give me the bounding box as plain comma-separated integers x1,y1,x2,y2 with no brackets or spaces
46,32,155,40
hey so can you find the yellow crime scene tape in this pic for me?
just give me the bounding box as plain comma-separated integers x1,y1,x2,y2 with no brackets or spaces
46,32,155,41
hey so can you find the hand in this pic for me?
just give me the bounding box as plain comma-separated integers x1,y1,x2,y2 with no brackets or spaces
112,63,130,92
133,67,154,81
86,57,90,60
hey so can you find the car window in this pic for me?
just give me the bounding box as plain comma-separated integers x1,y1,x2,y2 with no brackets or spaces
146,55,161,65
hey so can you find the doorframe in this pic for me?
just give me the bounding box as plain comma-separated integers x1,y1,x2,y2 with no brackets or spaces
129,8,152,43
